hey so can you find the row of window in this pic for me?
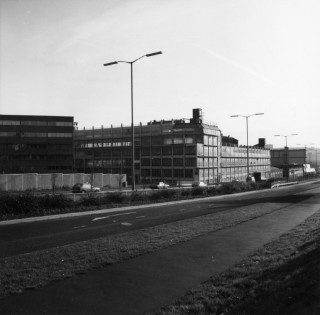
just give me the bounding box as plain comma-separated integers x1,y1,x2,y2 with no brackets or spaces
140,168,194,179
1,154,72,160
141,146,197,156
79,141,132,148
0,120,73,127
221,166,269,175
221,158,270,166
197,158,219,167
76,136,199,146
222,146,270,156
80,146,199,156
0,143,72,151
140,158,197,167
0,132,73,138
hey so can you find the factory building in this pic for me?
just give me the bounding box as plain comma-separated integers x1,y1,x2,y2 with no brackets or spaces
74,109,271,185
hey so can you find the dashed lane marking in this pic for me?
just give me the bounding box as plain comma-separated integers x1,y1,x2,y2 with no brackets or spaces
121,222,133,226
73,225,86,229
91,212,136,222
135,216,145,219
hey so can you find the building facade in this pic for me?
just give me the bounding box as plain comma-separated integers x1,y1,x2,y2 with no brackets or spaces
0,115,74,173
74,109,221,185
271,146,319,178
271,147,319,170
74,109,271,184
220,145,270,182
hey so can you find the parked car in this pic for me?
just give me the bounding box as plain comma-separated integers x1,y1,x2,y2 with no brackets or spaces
192,181,207,187
150,182,170,189
72,182,101,193
157,182,170,189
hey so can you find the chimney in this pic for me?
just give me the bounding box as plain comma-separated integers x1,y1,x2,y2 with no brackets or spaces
258,138,266,148
192,108,202,123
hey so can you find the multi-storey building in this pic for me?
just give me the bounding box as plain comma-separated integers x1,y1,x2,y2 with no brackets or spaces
271,147,319,170
271,146,319,178
74,109,221,185
0,115,74,173
220,145,270,182
74,109,271,184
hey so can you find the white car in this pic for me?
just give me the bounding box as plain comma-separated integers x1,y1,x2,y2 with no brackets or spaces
157,182,170,189
192,182,207,187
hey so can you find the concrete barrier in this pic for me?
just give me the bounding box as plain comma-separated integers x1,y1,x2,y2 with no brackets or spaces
0,173,127,191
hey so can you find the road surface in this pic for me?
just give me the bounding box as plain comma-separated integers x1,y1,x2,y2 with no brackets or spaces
0,181,319,258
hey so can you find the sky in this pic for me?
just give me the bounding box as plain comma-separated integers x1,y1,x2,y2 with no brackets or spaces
1,0,320,148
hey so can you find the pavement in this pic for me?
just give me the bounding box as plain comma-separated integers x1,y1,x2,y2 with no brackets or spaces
1,191,320,314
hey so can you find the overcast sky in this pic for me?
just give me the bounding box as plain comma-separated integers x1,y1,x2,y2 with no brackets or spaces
1,0,320,147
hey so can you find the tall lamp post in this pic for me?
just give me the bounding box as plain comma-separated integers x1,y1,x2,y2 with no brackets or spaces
274,134,298,167
274,134,298,147
103,51,162,191
309,143,318,171
230,113,264,181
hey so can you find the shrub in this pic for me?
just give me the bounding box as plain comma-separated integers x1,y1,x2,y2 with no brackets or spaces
191,187,206,196
106,192,126,204
220,181,246,194
207,186,218,196
181,189,191,197
0,192,40,216
149,191,164,201
130,192,145,203
158,189,177,199
38,194,73,210
77,196,100,207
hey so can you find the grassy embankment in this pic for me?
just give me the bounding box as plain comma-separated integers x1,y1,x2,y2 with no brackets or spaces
153,211,320,315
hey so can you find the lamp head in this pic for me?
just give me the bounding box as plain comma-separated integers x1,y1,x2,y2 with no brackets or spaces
146,51,162,57
103,61,118,66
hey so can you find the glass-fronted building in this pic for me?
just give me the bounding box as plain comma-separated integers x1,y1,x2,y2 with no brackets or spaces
221,145,271,182
0,115,74,173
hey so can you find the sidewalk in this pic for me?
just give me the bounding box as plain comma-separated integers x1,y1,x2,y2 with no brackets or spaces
1,198,319,314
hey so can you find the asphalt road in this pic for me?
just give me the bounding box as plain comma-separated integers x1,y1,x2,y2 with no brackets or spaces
0,181,319,259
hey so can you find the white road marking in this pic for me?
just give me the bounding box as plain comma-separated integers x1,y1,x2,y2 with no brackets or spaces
73,225,86,229
135,215,145,219
91,212,136,222
121,222,132,226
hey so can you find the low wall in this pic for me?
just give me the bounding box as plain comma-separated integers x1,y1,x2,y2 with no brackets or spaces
0,173,127,191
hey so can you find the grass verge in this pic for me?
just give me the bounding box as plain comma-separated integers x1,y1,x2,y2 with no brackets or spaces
0,202,288,298
152,210,320,315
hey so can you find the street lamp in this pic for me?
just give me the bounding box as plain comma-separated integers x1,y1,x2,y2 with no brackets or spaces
103,51,162,191
275,134,298,167
308,143,318,171
230,113,264,181
274,134,298,147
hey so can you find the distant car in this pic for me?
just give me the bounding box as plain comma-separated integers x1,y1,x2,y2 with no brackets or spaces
72,182,101,193
157,182,170,189
192,182,207,187
150,182,170,189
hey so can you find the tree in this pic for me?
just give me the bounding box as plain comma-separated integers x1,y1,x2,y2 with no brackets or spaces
51,173,58,195
116,174,126,191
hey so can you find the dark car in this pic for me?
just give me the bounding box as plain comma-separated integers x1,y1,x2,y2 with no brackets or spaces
72,182,100,193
